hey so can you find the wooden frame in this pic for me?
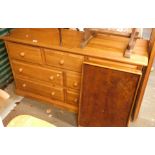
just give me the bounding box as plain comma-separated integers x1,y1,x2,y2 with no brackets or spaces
132,28,155,121
58,28,80,46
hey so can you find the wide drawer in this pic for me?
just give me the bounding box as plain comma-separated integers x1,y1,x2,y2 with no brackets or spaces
12,60,63,86
7,42,42,64
66,90,79,105
87,57,142,74
44,49,84,72
66,71,81,90
15,77,64,102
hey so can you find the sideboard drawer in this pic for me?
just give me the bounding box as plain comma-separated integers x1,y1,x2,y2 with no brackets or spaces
44,49,84,72
7,42,42,64
15,77,64,102
12,60,63,86
66,71,81,90
87,57,142,74
66,90,79,105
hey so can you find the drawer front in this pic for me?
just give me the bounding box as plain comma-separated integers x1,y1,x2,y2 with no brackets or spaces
12,60,63,86
66,72,81,90
87,57,142,74
15,77,64,101
66,90,79,105
44,49,84,72
7,42,42,64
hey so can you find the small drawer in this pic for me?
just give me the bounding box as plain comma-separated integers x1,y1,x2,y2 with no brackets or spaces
7,42,42,64
15,77,64,102
66,90,79,105
44,49,84,72
87,57,142,74
66,71,81,90
12,60,63,86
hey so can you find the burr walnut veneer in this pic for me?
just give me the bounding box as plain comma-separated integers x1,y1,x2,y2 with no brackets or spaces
3,28,149,126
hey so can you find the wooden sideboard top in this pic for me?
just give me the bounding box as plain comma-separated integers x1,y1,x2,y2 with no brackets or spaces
3,28,148,66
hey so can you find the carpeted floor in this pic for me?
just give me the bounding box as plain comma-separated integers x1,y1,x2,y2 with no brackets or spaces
3,97,77,127
0,83,23,120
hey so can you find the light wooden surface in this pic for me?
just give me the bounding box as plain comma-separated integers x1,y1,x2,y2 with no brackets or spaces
3,28,148,66
80,28,139,56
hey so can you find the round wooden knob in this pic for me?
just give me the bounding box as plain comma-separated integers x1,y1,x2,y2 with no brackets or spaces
102,110,105,113
73,82,78,87
59,59,64,65
74,98,78,103
49,76,54,80
56,74,60,78
19,68,23,73
51,92,55,96
22,83,26,88
20,52,25,57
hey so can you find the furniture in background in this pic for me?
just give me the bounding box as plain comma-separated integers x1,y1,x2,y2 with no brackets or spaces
58,28,79,46
80,28,139,58
0,28,13,89
2,28,151,126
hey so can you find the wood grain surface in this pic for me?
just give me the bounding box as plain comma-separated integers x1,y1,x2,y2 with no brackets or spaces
78,63,141,126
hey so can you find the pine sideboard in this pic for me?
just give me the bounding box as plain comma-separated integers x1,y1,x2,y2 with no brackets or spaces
3,28,149,126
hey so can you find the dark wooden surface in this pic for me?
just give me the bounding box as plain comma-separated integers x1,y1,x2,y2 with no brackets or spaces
78,63,141,127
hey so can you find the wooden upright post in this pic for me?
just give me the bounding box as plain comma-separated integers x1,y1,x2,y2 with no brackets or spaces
132,28,155,121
